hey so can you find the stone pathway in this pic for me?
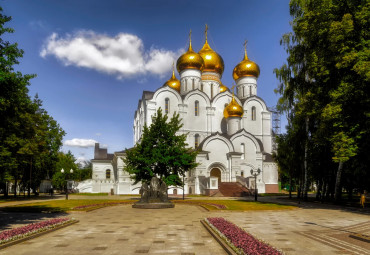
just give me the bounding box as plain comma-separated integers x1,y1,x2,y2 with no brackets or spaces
0,198,369,254
0,204,226,255
213,208,370,255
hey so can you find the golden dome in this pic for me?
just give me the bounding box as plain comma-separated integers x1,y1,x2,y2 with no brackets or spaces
233,46,260,80
176,32,204,73
164,65,180,92
219,83,229,93
198,25,224,76
223,97,244,118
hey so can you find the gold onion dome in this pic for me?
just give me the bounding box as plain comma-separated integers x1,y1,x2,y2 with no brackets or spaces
176,32,204,73
198,27,224,76
233,45,260,80
219,83,229,93
223,97,244,119
165,65,181,92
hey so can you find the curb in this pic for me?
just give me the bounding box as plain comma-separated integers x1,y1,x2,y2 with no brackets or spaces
0,220,79,250
200,220,237,255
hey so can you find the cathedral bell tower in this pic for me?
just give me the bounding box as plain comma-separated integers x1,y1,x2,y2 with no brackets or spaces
223,90,243,135
233,40,260,100
176,30,204,95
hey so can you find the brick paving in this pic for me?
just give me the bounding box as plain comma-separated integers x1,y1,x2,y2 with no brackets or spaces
0,196,369,254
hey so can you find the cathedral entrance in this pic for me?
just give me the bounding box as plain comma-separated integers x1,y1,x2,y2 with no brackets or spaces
210,168,222,183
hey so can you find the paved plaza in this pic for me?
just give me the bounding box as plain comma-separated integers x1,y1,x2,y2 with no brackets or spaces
0,197,369,255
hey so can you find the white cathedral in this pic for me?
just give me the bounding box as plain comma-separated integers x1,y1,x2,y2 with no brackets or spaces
78,29,279,196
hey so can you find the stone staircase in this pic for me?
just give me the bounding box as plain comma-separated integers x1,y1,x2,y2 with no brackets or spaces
215,182,252,197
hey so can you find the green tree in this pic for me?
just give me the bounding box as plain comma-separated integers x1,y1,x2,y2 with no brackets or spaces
0,7,35,196
0,7,65,197
52,151,77,191
124,108,198,186
275,0,370,202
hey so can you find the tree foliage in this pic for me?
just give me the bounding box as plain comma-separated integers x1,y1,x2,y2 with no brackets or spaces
274,0,370,201
0,7,65,196
124,108,198,186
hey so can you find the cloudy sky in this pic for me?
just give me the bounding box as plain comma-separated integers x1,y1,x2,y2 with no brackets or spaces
2,0,291,164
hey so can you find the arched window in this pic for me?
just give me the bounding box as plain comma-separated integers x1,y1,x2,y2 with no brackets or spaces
241,171,244,177
195,101,199,116
251,106,256,121
201,83,204,91
195,134,200,148
106,169,111,179
241,143,245,160
165,98,169,114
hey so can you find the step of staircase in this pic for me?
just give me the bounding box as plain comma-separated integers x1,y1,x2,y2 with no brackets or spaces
217,182,252,197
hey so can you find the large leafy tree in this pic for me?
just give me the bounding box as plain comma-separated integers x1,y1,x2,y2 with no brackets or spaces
0,7,65,196
124,108,198,186
275,0,370,202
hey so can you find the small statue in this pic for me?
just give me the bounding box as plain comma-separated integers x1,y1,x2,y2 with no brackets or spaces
139,182,149,203
159,181,168,202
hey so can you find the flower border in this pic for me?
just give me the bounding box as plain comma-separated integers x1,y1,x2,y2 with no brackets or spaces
0,218,78,249
205,217,283,255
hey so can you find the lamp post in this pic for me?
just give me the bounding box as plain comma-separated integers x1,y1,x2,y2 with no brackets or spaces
250,168,261,201
61,168,73,200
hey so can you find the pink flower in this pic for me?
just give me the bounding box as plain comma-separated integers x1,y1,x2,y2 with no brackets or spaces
0,218,72,243
207,217,282,255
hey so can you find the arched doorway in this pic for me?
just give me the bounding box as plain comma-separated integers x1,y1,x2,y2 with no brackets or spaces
210,168,222,184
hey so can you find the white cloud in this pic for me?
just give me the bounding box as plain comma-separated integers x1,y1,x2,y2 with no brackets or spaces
64,138,98,148
40,30,182,79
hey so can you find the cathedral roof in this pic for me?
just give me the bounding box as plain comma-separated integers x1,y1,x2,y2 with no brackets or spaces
198,26,224,76
176,31,204,73
233,45,260,80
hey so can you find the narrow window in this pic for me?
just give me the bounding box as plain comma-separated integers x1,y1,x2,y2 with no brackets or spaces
251,106,256,121
243,86,245,97
106,169,111,179
241,171,244,177
165,98,170,114
185,79,188,91
241,143,245,159
201,83,204,91
192,79,195,90
195,101,199,116
211,83,213,98
249,86,252,96
195,134,200,148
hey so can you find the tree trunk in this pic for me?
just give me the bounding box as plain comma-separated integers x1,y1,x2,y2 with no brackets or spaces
14,177,17,197
303,117,309,201
4,182,8,198
28,158,32,198
334,161,344,202
289,175,292,199
316,179,322,200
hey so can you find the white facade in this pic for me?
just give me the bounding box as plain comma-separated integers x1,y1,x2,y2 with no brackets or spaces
85,36,279,195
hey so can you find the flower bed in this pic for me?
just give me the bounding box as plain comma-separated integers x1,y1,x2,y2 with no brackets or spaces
72,201,134,210
206,217,282,255
0,218,73,245
174,200,227,210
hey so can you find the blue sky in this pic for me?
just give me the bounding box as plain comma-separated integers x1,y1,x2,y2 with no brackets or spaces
2,0,291,164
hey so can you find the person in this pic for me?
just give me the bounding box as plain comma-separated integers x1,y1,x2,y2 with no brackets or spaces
360,191,366,208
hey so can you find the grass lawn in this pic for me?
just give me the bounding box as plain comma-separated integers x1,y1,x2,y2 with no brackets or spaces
69,193,109,196
0,199,136,213
174,199,296,211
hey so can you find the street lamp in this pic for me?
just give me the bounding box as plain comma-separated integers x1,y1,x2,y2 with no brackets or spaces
61,168,73,200
250,168,261,201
